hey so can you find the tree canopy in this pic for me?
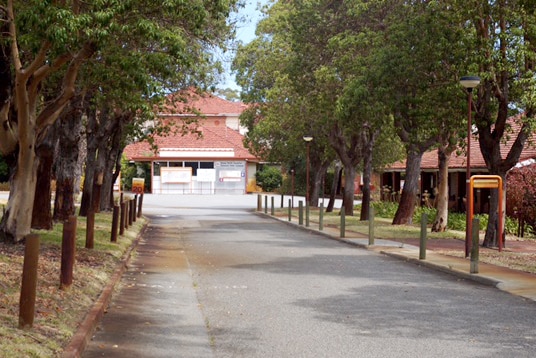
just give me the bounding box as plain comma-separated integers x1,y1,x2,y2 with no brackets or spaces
0,0,239,242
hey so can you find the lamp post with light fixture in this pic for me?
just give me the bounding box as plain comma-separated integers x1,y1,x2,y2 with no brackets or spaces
303,135,313,205
460,76,480,257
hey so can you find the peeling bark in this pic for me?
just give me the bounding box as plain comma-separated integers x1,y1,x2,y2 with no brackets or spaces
431,146,452,232
54,96,83,221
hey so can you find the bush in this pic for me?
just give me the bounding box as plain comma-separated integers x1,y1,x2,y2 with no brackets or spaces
371,201,399,218
255,166,282,192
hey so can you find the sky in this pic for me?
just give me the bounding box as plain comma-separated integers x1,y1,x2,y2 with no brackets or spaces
220,0,268,91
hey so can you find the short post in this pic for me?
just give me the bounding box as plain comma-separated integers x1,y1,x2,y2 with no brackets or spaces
132,195,137,222
288,199,292,221
298,201,304,225
137,193,144,217
305,202,310,227
257,194,262,211
264,195,268,214
369,206,375,245
111,205,120,242
19,234,40,329
470,218,480,274
129,199,134,226
340,208,345,238
124,199,129,229
419,213,427,260
319,203,324,231
60,216,77,290
280,194,284,208
271,196,275,216
86,209,95,249
119,201,126,235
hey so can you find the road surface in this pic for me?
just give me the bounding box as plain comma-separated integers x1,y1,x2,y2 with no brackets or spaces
84,194,536,357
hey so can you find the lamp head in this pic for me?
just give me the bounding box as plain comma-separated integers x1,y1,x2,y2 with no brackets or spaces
460,76,481,90
303,135,313,142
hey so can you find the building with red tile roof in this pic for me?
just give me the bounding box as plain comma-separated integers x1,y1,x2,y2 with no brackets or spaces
380,120,536,212
123,90,260,194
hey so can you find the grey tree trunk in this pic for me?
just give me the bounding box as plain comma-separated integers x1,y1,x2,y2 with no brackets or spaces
326,163,342,213
432,147,451,232
392,150,423,225
54,96,83,221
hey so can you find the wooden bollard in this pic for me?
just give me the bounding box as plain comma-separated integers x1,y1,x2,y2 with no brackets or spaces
60,216,77,290
124,200,129,229
19,234,40,329
119,201,126,235
129,199,134,225
137,193,144,218
111,205,120,242
86,209,95,249
257,194,262,211
132,195,137,222
124,200,129,227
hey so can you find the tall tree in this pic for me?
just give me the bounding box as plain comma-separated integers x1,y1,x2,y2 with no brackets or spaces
0,0,238,242
373,1,468,225
456,0,536,247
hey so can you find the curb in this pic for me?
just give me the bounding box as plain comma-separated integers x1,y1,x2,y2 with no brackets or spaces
61,222,148,358
378,250,501,288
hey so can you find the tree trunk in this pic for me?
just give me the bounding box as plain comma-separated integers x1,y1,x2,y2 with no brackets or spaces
392,150,423,225
360,143,373,221
342,166,356,216
360,130,377,221
432,147,450,232
31,125,57,230
0,120,38,242
310,160,330,208
0,18,16,157
54,97,83,221
326,163,342,213
100,115,125,211
79,103,98,217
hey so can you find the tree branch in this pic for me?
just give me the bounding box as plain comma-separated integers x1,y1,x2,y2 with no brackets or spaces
36,42,96,131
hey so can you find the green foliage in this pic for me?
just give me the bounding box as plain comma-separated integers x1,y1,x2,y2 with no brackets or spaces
370,201,399,219
369,201,527,235
413,206,437,225
120,155,138,191
255,166,283,192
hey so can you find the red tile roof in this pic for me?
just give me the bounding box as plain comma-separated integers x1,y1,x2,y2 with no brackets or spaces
123,124,256,160
124,91,257,161
160,90,247,115
387,121,536,171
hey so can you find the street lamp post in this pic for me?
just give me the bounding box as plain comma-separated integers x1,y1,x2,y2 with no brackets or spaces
460,76,481,257
303,135,313,205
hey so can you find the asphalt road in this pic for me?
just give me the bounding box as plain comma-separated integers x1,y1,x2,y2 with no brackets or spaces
84,194,536,357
